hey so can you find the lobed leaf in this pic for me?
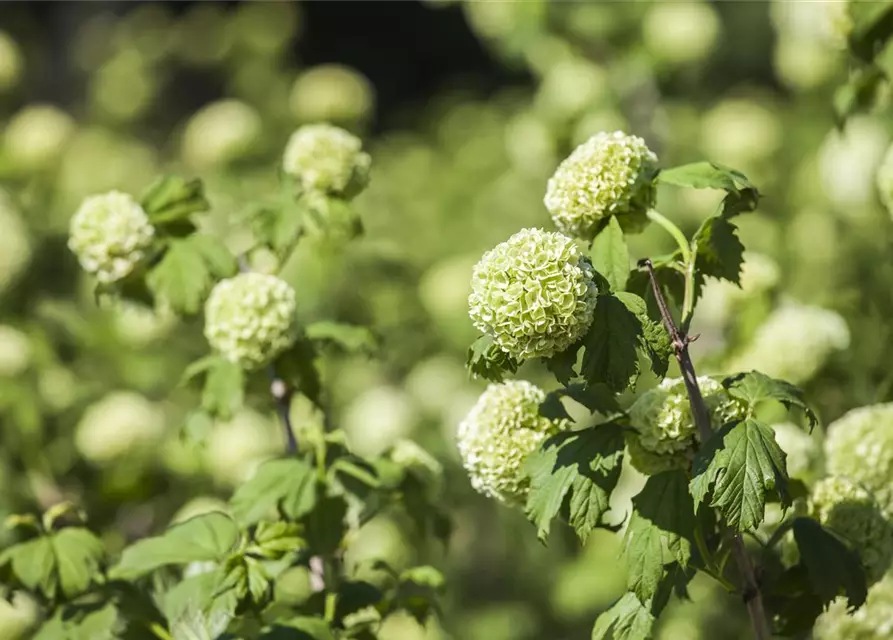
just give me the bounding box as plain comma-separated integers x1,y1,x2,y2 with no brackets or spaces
591,592,654,640
793,517,867,610
591,216,630,292
723,371,818,430
466,334,519,382
229,458,318,527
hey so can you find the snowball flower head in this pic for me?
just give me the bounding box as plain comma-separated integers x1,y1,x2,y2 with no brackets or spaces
68,191,155,284
727,302,850,384
809,475,893,583
815,573,893,640
3,104,75,171
283,123,371,197
469,228,598,361
825,403,893,515
75,391,165,463
544,130,658,239
457,380,569,505
181,99,261,169
204,273,298,369
289,64,375,125
627,377,745,474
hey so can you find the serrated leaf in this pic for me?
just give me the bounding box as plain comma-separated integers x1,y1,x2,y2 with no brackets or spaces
693,215,744,285
109,513,239,580
33,602,121,640
140,175,209,227
160,569,237,634
657,162,752,192
591,216,630,292
466,334,519,382
525,423,624,543
52,528,105,599
544,343,580,385
201,357,245,420
723,371,818,430
591,592,654,640
793,517,867,609
229,458,318,527
305,321,377,355
581,295,642,393
146,234,237,315
262,616,336,640
8,537,56,598
690,418,789,531
624,471,696,603
615,292,672,379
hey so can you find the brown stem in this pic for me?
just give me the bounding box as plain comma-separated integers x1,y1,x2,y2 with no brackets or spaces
642,259,772,640
268,367,298,454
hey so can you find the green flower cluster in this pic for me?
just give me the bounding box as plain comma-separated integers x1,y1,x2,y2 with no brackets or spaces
67,191,155,284
457,380,569,505
544,130,657,239
815,573,893,640
825,403,893,516
627,376,745,475
809,476,893,584
468,227,597,361
204,273,298,370
282,123,371,197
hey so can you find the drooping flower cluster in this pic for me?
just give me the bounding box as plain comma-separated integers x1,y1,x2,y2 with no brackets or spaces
457,380,569,505
814,573,893,640
627,376,746,475
468,228,598,361
809,476,893,583
282,123,371,197
204,273,298,370
727,302,850,384
825,403,893,516
67,191,155,284
544,130,658,239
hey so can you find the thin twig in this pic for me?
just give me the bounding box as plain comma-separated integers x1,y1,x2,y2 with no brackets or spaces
642,259,772,640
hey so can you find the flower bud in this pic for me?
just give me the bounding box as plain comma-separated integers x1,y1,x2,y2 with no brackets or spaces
809,476,893,583
282,123,371,198
204,273,298,370
825,404,893,516
469,228,597,361
544,131,658,239
627,377,745,475
457,380,570,505
67,190,155,284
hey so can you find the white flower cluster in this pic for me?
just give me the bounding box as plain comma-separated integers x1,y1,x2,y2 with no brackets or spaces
67,191,155,284
727,302,850,384
815,573,893,640
469,228,598,361
809,475,893,583
3,104,75,171
75,391,165,463
283,123,371,197
457,380,569,505
289,64,374,125
544,130,658,239
825,403,893,516
181,99,261,169
627,376,745,475
204,273,298,370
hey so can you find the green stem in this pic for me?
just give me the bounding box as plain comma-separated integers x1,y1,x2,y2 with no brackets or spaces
645,209,696,326
147,623,173,640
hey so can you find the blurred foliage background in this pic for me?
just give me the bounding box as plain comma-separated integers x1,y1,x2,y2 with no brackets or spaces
0,1,889,638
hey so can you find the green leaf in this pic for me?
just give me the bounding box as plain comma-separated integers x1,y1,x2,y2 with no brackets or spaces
52,528,105,599
848,3,893,63
544,345,580,385
109,513,239,580
146,234,237,315
1,528,104,601
581,295,642,393
591,216,630,292
525,423,624,543
615,292,672,379
833,65,886,126
624,471,696,603
200,357,245,420
229,458,318,527
140,175,209,227
305,321,377,355
658,162,753,193
690,418,789,531
692,215,744,286
262,616,336,640
160,569,237,634
467,335,518,382
793,517,867,609
304,496,347,556
591,592,654,640
392,566,446,625
275,337,323,408
723,371,818,430
33,602,121,640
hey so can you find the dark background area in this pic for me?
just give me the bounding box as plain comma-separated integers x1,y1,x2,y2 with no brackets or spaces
0,0,531,133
